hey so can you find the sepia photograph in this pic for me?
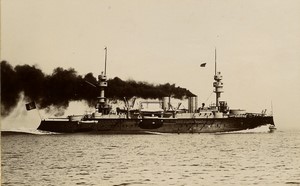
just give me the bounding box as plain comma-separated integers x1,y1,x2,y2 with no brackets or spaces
1,0,300,185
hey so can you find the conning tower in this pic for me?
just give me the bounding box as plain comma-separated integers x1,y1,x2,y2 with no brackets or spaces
213,49,224,111
96,47,111,114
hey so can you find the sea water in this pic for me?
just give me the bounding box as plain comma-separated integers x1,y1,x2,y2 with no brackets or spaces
1,128,300,186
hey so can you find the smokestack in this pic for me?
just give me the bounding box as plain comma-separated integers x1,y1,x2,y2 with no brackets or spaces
162,97,170,111
188,96,198,113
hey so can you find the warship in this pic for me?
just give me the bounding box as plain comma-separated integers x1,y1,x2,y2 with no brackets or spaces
37,48,275,134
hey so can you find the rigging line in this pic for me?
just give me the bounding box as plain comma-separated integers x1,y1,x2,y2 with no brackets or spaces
204,91,214,104
46,109,55,119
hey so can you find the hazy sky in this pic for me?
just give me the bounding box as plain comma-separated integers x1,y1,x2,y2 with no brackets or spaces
1,0,300,129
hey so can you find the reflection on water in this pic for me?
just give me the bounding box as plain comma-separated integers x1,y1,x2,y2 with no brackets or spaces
1,130,300,186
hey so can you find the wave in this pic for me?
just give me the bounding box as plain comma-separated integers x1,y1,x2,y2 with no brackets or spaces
1,128,60,136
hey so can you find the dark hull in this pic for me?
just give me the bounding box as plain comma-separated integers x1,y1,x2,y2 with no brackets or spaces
37,116,274,134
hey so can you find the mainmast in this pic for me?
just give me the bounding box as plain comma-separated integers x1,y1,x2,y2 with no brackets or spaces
97,47,110,114
213,48,224,110
215,48,217,76
104,47,107,75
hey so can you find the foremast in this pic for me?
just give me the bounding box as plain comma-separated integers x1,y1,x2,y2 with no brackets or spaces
213,48,224,112
96,47,111,115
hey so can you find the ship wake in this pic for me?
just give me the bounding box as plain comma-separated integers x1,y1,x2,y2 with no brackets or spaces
215,125,273,135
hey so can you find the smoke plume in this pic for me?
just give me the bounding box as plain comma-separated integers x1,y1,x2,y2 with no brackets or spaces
1,61,194,117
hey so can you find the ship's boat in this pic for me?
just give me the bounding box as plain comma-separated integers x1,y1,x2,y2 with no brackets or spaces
37,48,275,134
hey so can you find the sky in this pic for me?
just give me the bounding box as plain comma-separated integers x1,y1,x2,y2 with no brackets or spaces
1,0,300,130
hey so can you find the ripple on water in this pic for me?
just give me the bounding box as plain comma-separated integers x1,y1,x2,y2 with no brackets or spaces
2,131,300,185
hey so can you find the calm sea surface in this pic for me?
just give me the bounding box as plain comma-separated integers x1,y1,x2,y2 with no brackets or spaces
1,128,300,186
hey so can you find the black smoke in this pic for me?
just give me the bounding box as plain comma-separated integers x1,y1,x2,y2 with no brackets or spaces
1,61,194,116
107,77,194,99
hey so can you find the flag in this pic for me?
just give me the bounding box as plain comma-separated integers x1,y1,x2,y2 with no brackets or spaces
25,101,36,111
200,63,206,67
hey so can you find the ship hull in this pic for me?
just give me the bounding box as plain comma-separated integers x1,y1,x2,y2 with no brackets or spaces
37,116,274,134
